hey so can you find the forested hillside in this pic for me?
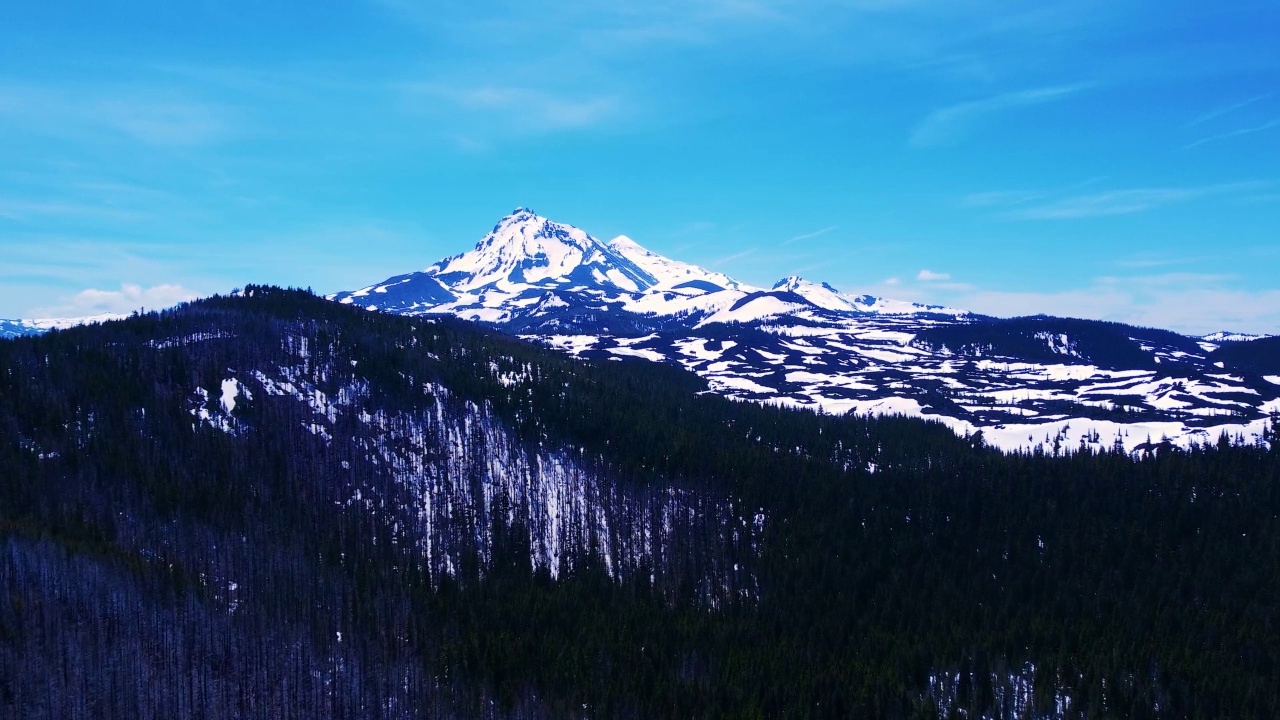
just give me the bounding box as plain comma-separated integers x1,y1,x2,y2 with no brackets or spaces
1211,335,1280,375
2,287,1278,719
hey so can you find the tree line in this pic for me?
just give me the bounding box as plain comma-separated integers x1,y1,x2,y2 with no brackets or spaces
1,286,1277,719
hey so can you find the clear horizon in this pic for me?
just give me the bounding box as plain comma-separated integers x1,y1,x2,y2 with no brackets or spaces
2,1,1278,334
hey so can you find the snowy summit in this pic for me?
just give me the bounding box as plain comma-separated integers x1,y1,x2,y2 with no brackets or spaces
330,208,950,328
329,209,1280,455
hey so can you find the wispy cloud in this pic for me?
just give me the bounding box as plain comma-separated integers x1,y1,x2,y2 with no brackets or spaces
0,199,143,223
786,260,835,275
958,190,1045,208
1183,119,1280,150
377,0,1128,107
455,87,619,129
957,275,1280,335
1095,272,1237,287
97,99,230,146
1007,188,1209,219
910,84,1090,148
888,271,1280,335
404,83,622,134
0,84,234,147
959,176,1111,210
1113,256,1208,269
916,268,951,281
1187,93,1272,127
676,221,718,236
782,225,838,245
713,248,757,265
967,182,1267,220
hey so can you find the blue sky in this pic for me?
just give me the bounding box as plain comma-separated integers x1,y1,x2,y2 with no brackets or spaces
1,0,1278,333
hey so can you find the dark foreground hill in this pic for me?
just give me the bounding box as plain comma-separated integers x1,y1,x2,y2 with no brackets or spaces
2,286,1279,719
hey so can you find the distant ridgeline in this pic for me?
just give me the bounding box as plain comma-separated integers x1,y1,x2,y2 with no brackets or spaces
6,209,1278,454
2,286,1279,719
327,209,1280,455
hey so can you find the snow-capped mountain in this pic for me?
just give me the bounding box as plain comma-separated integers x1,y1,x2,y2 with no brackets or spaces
330,209,1280,453
331,208,955,331
0,320,40,339
609,235,749,293
432,208,657,294
333,208,661,324
0,313,127,339
1201,331,1271,344
771,276,964,315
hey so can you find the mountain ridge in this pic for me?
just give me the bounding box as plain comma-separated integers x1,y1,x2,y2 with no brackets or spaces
328,209,1280,453
0,312,128,339
329,208,971,326
5,209,1278,453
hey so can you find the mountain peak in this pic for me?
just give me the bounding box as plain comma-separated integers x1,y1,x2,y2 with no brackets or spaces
771,276,861,311
1201,331,1269,343
768,276,966,316
772,276,842,293
499,206,538,224
331,212,967,322
487,206,550,236
428,211,657,295
772,276,800,292
773,276,814,292
608,235,642,251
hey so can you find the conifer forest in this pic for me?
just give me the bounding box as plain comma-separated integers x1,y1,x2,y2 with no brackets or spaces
2,288,1278,719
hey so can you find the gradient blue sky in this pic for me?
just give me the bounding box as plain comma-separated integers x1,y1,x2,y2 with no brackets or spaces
2,0,1278,333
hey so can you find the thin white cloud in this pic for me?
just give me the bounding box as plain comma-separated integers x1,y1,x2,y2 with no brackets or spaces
1007,188,1206,219
405,83,622,133
965,288,1280,335
713,248,757,265
457,87,619,129
958,191,1045,208
910,84,1089,148
0,199,143,223
1187,93,1272,127
95,99,230,147
1,236,200,289
32,283,199,318
1183,119,1280,150
1096,272,1236,287
782,225,838,245
889,272,1280,335
916,269,950,281
380,0,1118,59
0,84,233,147
1113,256,1207,269
968,182,1268,220
676,221,718,235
